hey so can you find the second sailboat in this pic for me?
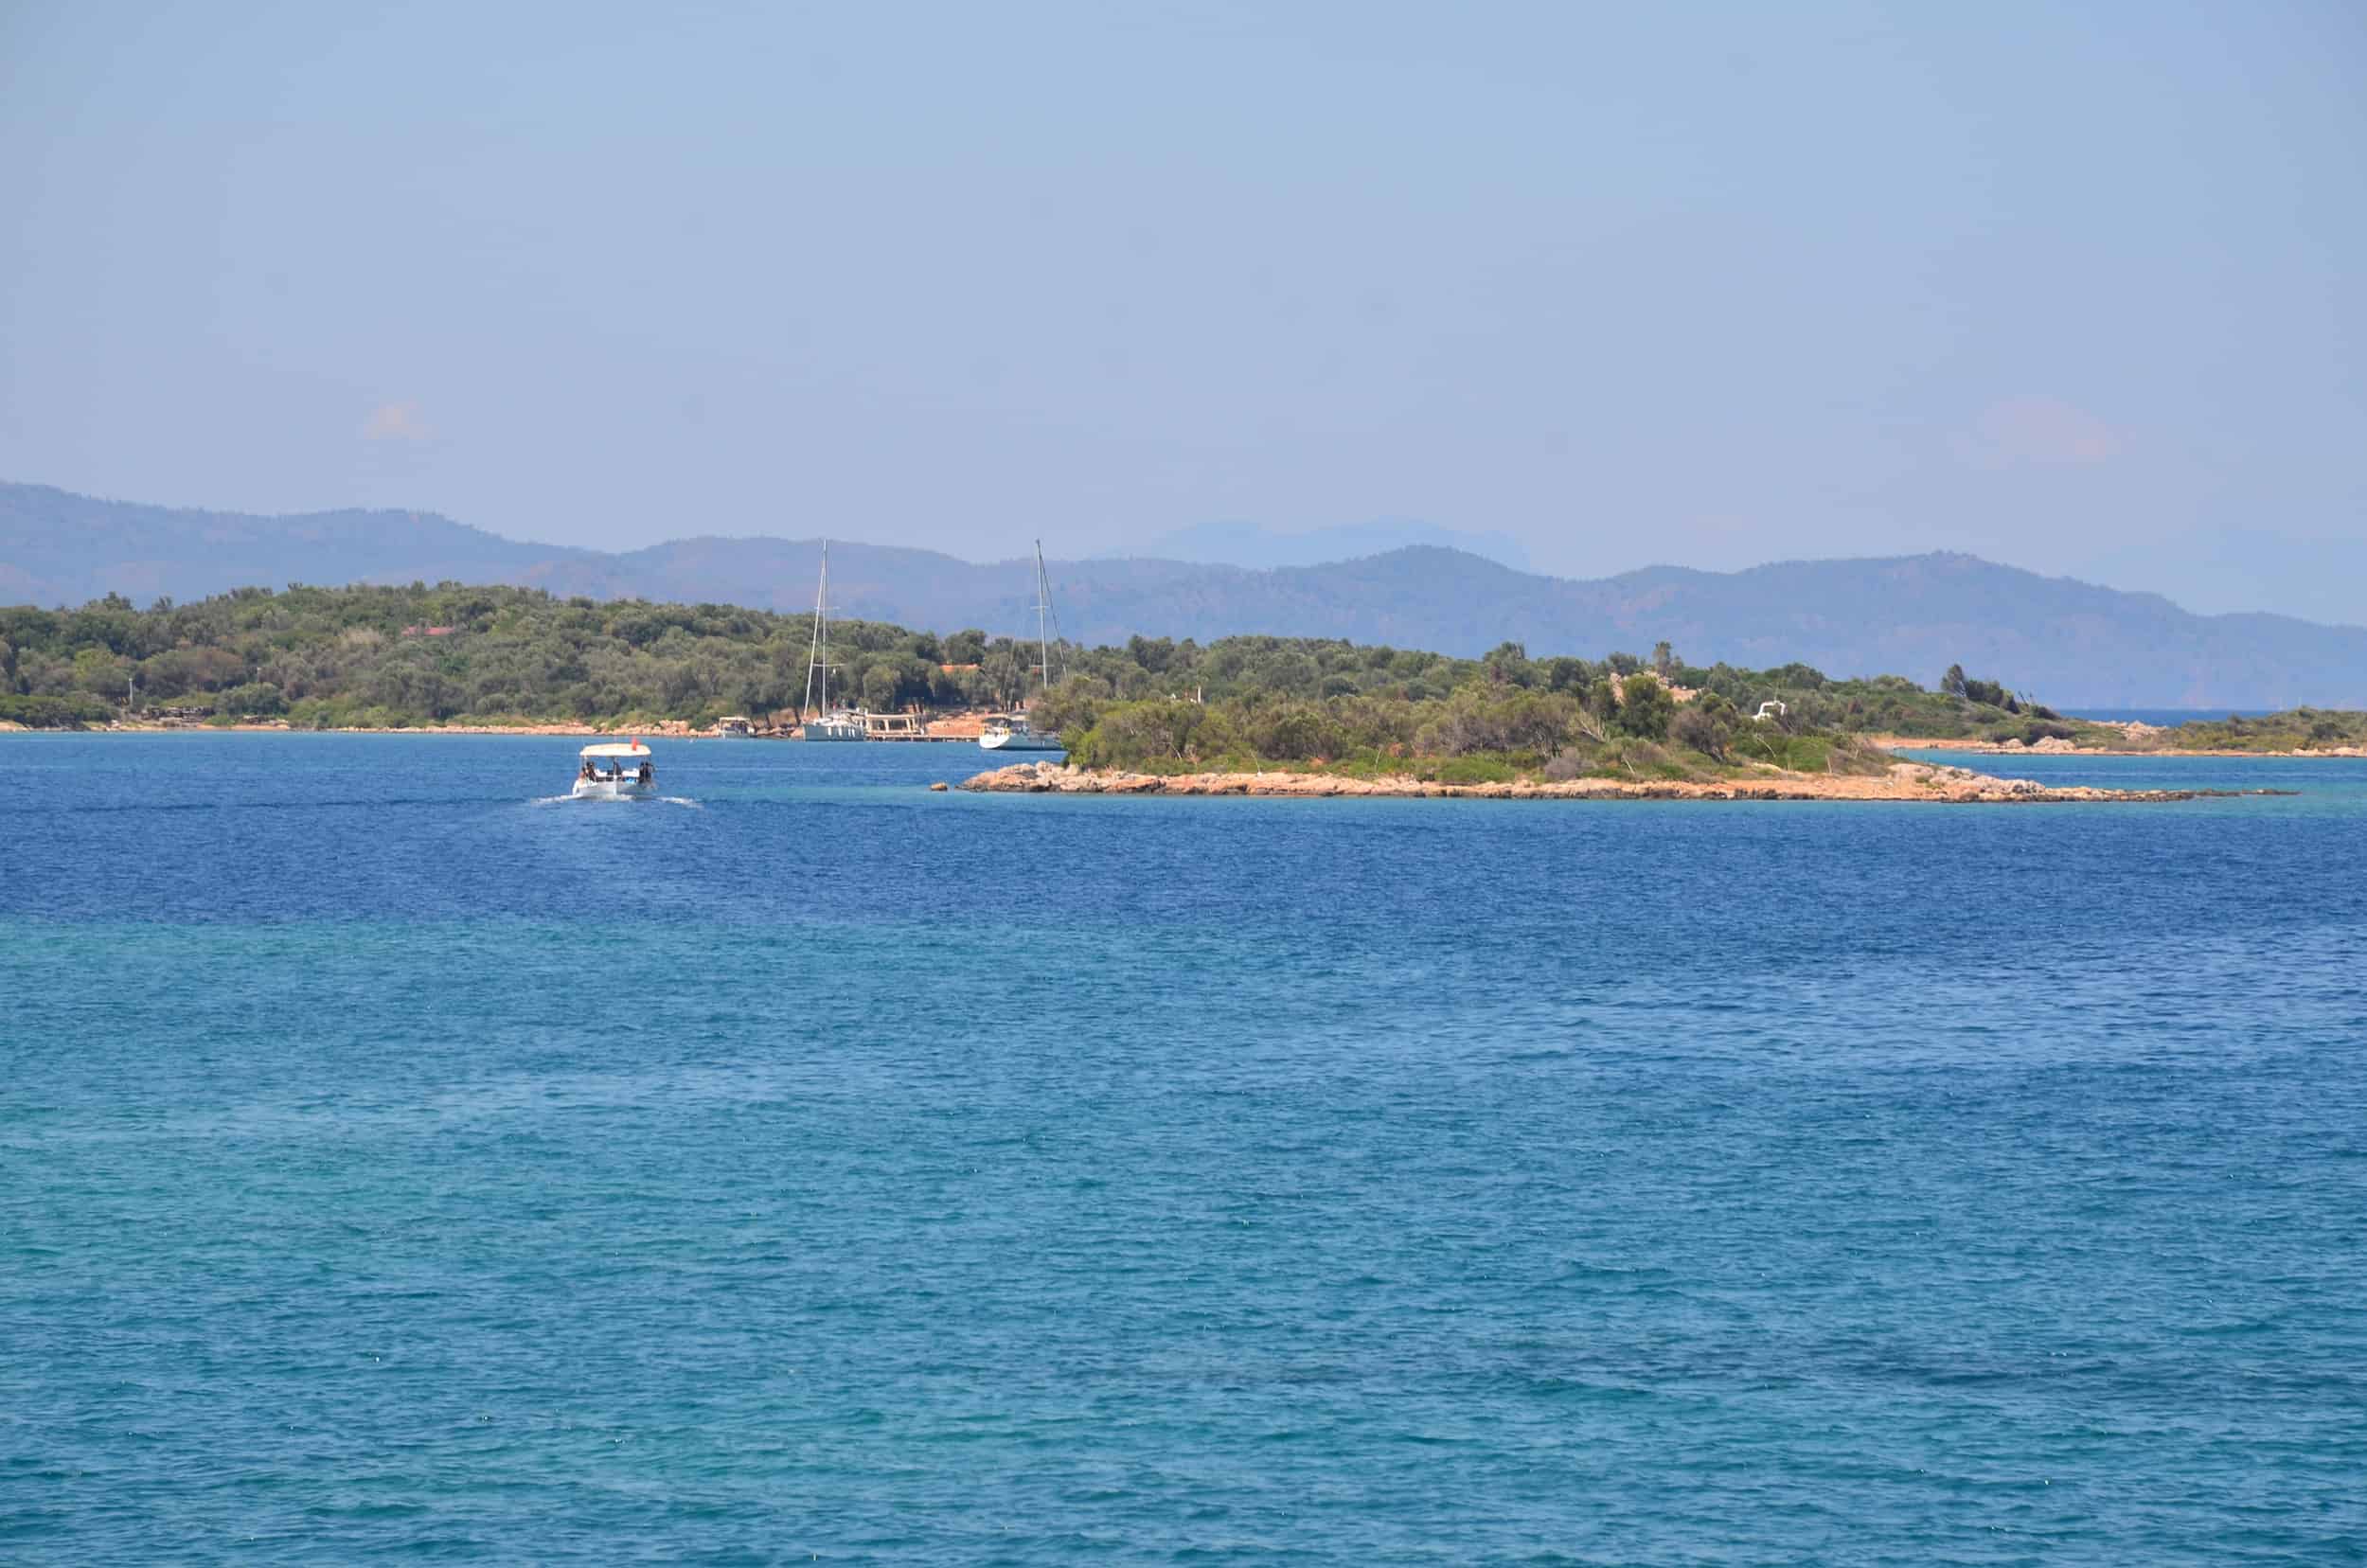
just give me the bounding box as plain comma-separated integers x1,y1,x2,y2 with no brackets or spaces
801,541,868,740
980,542,1067,754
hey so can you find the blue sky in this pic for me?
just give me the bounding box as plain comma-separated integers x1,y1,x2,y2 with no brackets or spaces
3,1,2360,618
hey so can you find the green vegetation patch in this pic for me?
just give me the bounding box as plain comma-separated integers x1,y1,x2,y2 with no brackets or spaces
4,588,2358,769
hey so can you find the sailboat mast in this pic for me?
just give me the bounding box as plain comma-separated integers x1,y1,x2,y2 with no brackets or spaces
1034,541,1051,701
805,541,830,717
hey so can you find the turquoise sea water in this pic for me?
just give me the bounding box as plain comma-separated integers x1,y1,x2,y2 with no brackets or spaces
5,734,2364,1563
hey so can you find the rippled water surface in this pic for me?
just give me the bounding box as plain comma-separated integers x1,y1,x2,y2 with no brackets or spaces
6,734,2365,1563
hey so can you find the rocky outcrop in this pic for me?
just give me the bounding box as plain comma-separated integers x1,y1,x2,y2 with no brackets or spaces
960,759,2272,805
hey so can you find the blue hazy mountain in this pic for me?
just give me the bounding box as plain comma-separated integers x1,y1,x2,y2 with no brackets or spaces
7,481,2365,706
1112,520,1531,571
0,483,609,604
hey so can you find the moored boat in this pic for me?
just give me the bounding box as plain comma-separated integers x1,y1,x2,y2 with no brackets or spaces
802,709,867,741
979,542,1068,756
801,542,871,741
980,716,1063,752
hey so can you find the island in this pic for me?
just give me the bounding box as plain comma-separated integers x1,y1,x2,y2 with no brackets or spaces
2,585,2360,768
961,759,2275,806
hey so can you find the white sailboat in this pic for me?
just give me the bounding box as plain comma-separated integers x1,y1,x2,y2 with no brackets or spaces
801,541,868,741
980,542,1068,754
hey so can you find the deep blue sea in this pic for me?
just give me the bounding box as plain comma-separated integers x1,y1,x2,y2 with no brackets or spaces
6,734,2364,1564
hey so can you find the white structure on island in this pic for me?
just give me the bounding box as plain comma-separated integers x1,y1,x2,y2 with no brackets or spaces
573,741,656,799
1754,700,1788,722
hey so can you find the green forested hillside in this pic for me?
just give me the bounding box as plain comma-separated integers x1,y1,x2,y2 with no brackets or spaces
5,582,2069,756
2,584,996,729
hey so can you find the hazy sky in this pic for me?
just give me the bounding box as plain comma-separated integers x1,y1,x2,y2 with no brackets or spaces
4,2,2361,618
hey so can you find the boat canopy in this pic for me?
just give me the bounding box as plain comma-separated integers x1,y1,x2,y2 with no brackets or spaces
580,742,650,758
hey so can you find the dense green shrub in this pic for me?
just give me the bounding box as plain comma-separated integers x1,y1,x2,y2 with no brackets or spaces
0,692,112,727
1670,703,1731,758
216,682,287,718
1615,673,1674,739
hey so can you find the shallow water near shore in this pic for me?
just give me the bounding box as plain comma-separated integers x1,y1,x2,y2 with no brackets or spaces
6,734,2365,1563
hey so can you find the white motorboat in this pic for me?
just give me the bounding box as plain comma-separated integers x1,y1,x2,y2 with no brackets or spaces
800,542,870,741
714,715,754,739
573,740,656,799
980,542,1067,755
980,717,1063,753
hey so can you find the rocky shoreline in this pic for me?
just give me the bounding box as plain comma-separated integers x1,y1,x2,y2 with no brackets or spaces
961,759,2283,805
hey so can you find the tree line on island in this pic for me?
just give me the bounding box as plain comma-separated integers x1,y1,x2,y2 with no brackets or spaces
2,583,2360,770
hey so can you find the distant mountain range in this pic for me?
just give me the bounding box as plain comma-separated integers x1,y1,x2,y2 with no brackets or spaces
1111,519,1532,571
7,480,2364,707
